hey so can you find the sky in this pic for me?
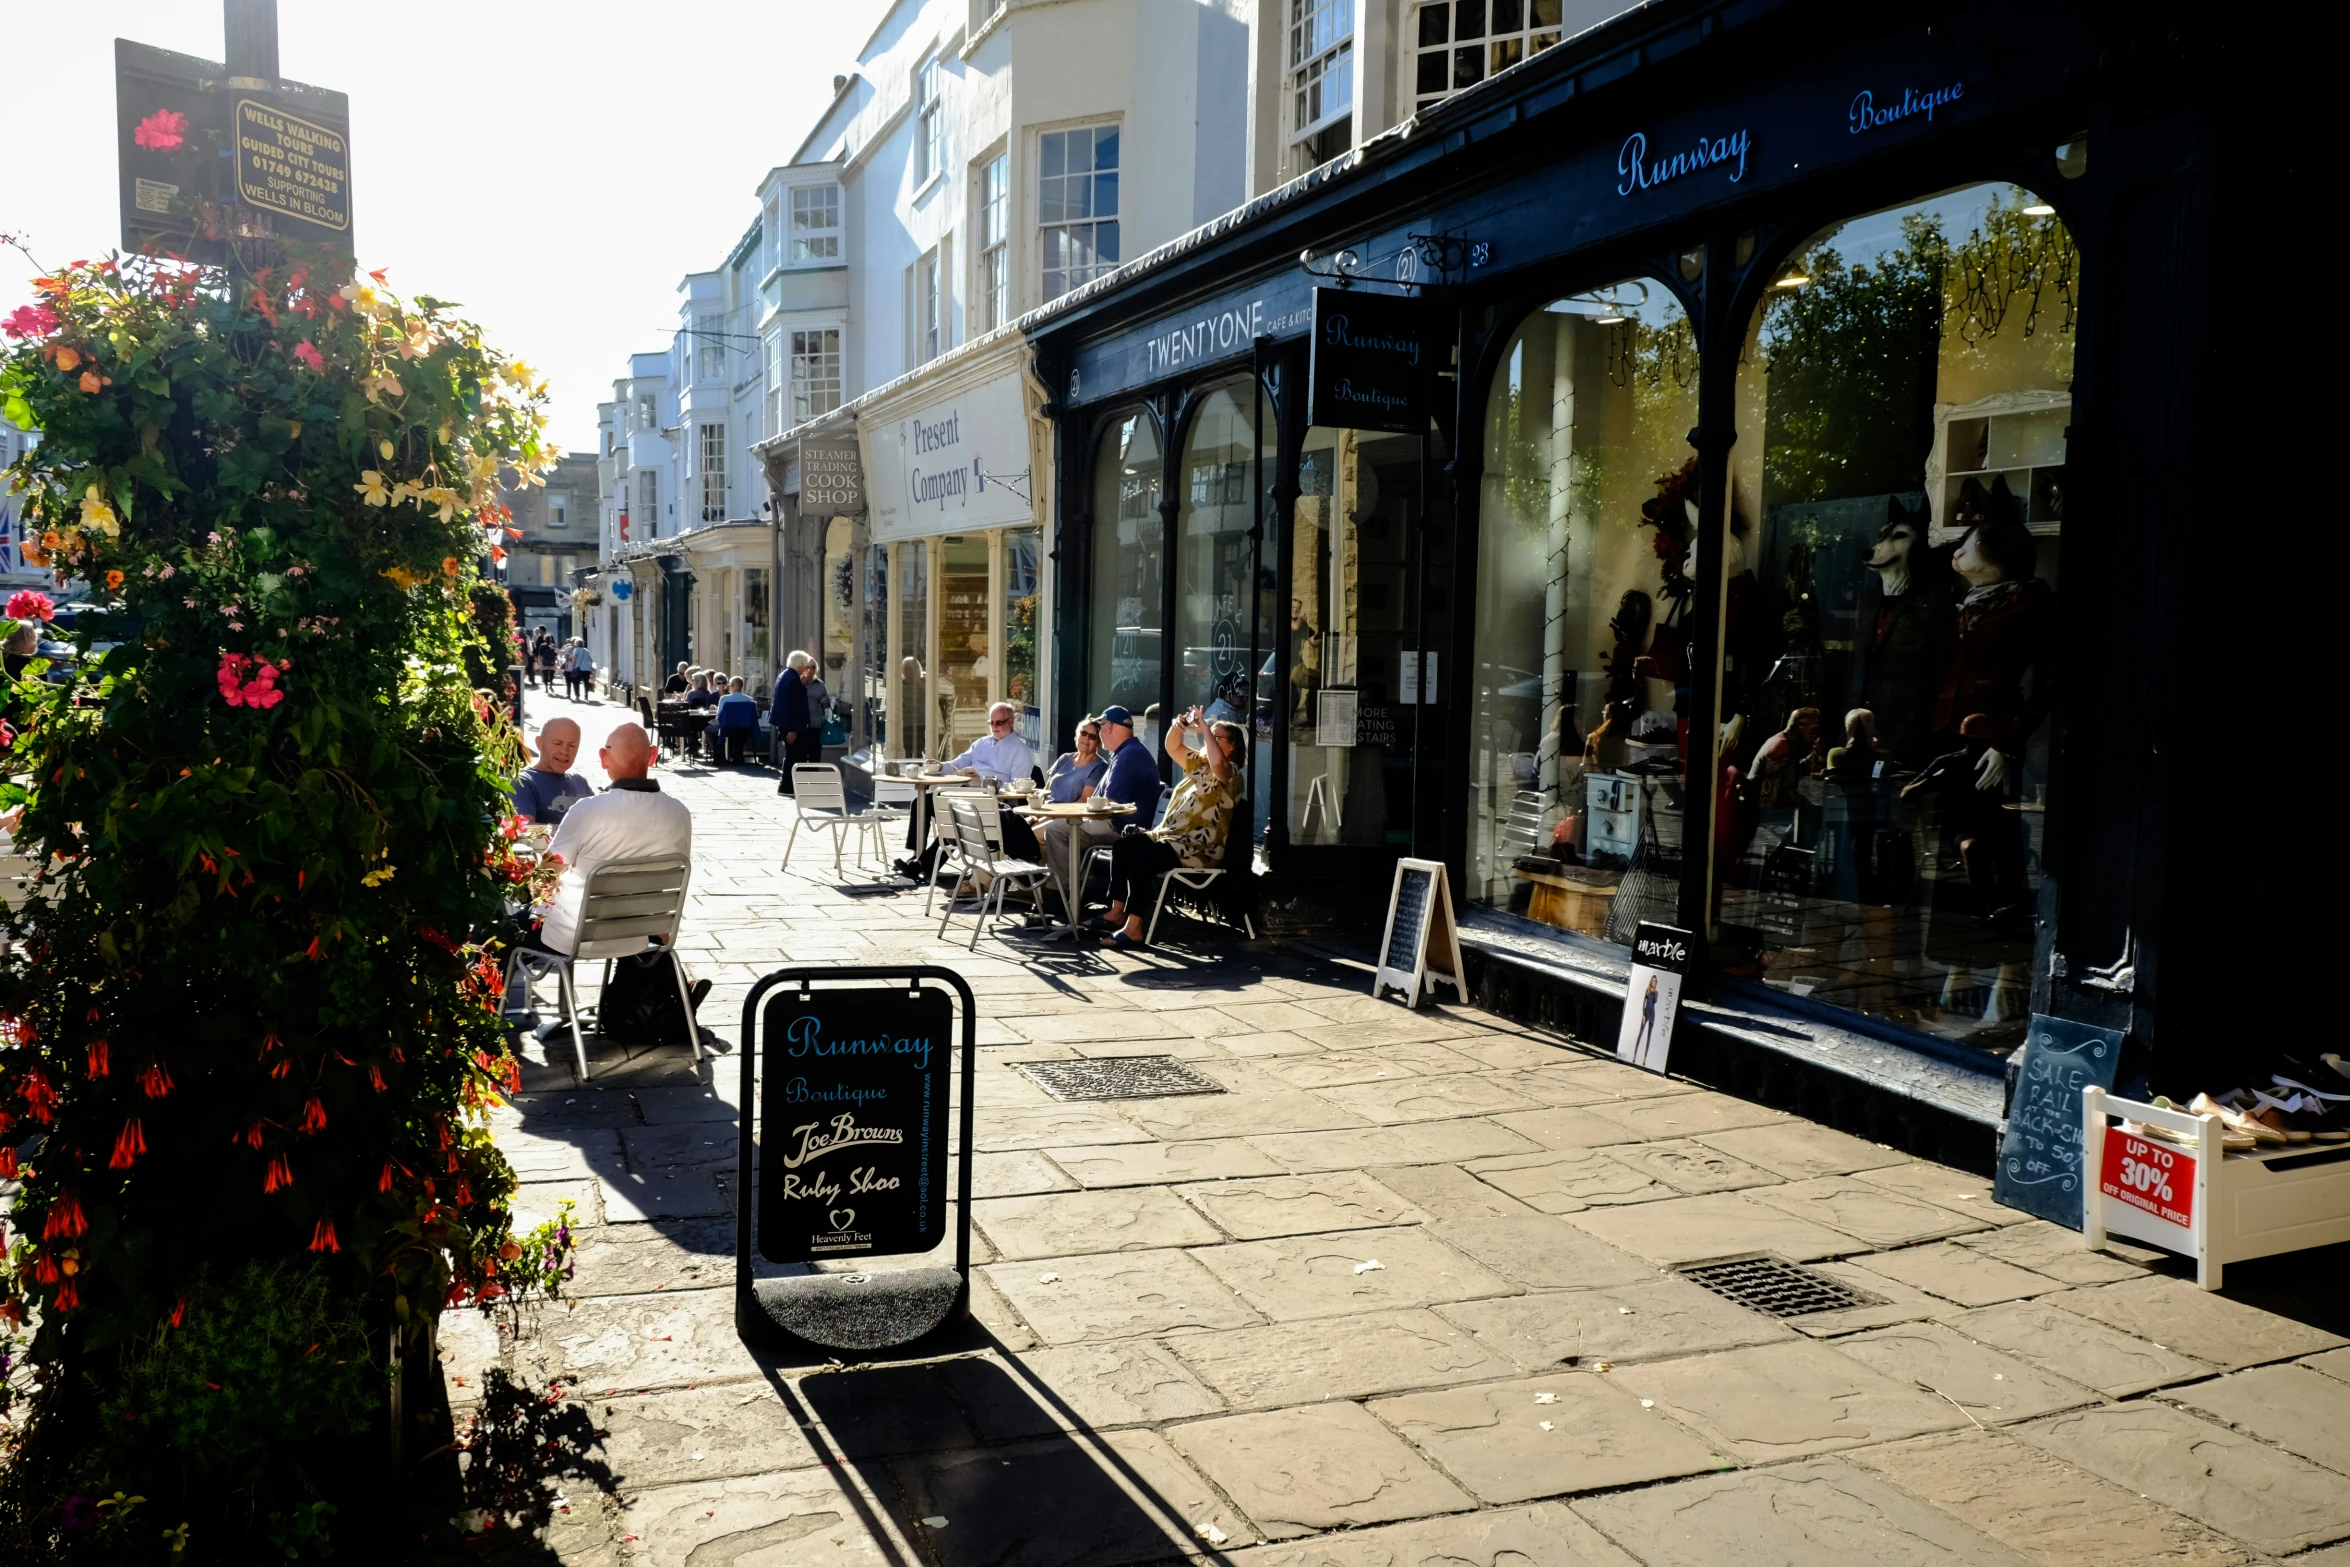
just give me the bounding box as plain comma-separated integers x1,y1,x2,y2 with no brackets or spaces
3,1,886,452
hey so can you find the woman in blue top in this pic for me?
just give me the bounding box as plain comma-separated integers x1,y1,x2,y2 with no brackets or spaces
1044,716,1107,803
713,677,760,766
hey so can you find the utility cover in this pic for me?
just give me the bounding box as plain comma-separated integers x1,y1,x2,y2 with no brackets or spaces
1016,1055,1226,1102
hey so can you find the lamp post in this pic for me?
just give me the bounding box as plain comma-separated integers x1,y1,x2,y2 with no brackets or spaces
223,0,279,88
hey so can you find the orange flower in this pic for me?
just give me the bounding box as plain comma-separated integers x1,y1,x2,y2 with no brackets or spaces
264,1154,294,1193
110,1119,147,1168
43,1193,87,1239
308,1220,339,1253
87,1038,109,1077
299,1097,328,1134
105,569,124,591
140,1061,172,1098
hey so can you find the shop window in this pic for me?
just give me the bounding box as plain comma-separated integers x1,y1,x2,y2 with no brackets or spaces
892,541,930,762
1718,184,2075,1054
1088,410,1164,733
1040,124,1121,303
862,542,891,752
938,535,992,758
1177,382,1275,843
1291,423,1440,850
1413,0,1563,116
1470,281,1698,934
1004,525,1044,744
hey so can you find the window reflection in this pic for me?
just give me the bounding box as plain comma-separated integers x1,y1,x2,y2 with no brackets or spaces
1089,410,1166,737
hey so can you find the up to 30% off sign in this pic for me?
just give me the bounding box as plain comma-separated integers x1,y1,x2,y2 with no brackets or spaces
2100,1132,2195,1229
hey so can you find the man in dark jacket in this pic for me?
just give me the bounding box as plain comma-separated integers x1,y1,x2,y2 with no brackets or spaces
771,651,815,788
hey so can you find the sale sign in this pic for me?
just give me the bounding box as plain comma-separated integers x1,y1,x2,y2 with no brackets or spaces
2100,1131,2195,1230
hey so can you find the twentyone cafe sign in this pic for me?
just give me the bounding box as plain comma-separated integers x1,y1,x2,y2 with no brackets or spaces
864,370,1035,543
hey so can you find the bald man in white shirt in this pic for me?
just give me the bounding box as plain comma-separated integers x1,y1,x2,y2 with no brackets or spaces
535,723,693,953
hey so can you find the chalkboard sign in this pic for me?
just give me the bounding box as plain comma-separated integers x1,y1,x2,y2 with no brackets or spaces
1993,1015,2125,1229
1373,858,1465,1007
758,985,953,1263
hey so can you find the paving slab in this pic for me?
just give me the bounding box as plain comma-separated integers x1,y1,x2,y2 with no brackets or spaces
2170,1363,2350,1476
601,1163,732,1224
1693,1120,1911,1180
973,1186,1226,1260
564,1220,735,1297
1250,1119,1544,1173
1853,1159,2031,1225
1847,1240,2064,1308
1052,1137,1288,1188
2012,1402,2350,1556
1254,1040,1485,1089
1177,1171,1424,1239
1438,1278,1788,1367
540,1290,768,1395
1189,1226,1520,1321
1830,1320,2099,1424
972,1148,1079,1198
614,1463,915,1567
1743,1175,1988,1248
1370,1371,1726,1502
1561,1191,1864,1266
1118,1089,1374,1140
1313,1074,1548,1125
1584,1093,1789,1141
1460,1147,1674,1212
503,1128,625,1180
1223,1500,1642,1566
1844,1430,2252,1567
1956,1219,2157,1285
792,1361,980,1459
1367,1162,1538,1219
938,1343,1225,1436
1446,1035,1601,1072
1947,1299,2215,1396
514,1178,605,1231
1570,1458,2033,1566
1610,1339,1967,1461
2306,1345,2350,1385
2046,1275,2347,1371
891,1427,1258,1564
1485,1106,1646,1151
1778,1259,1955,1337
1532,1059,1698,1100
1606,1137,1782,1195
979,1247,1261,1343
1485,1065,1643,1108
1420,1214,1657,1293
1169,1400,1477,1540
975,1104,1153,1152
594,1383,823,1489
1167,1308,1517,1408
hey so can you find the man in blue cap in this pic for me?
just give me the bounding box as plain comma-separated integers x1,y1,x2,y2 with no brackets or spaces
1038,703,1159,920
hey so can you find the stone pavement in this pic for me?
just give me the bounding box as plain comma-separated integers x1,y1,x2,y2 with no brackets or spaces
440,688,2350,1566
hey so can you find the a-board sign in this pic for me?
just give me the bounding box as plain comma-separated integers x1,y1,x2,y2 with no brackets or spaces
757,985,952,1263
1307,287,1431,435
1993,1014,2124,1228
1372,858,1466,1007
1615,922,1691,1073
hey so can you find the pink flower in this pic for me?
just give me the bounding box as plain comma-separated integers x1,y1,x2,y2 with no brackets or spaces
1,305,59,340
218,650,289,709
133,109,189,153
292,340,324,372
6,590,55,622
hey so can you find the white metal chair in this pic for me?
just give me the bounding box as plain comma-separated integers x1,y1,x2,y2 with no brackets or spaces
507,854,701,1084
1078,782,1173,917
1145,798,1258,944
867,769,917,863
922,788,1001,917
781,764,873,875
936,796,1051,950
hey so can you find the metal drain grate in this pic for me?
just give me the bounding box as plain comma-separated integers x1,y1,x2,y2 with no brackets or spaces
1677,1255,1884,1318
1017,1055,1227,1102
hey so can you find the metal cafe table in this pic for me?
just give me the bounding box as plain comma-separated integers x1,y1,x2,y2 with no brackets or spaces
1016,798,1137,938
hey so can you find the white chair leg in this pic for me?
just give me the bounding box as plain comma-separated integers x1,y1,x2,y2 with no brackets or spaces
503,949,530,1017
1147,872,1174,945
781,818,799,872
669,952,703,1061
832,822,847,875
557,960,590,1084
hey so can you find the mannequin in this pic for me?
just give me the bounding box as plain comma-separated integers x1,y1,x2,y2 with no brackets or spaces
1748,706,1824,811
1846,496,1949,765
1925,479,2053,929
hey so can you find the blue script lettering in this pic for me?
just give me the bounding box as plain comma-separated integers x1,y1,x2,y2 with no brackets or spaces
1848,82,1964,135
784,1013,934,1073
1616,127,1751,198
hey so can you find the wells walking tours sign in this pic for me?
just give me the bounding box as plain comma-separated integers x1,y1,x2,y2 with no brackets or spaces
736,968,978,1354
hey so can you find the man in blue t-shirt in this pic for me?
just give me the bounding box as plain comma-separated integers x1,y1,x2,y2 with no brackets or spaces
512,716,595,824
1037,704,1159,922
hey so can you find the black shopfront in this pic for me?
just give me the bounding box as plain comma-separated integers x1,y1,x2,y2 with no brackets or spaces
1028,0,2303,1155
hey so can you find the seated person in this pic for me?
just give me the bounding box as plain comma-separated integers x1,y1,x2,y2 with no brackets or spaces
713,677,759,765
511,716,594,824
897,701,1043,869
1102,706,1244,949
683,672,718,709
1045,716,1108,803
534,724,695,960
663,662,691,696
1037,704,1159,915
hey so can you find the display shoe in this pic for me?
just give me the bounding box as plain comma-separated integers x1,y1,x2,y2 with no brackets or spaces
2262,1080,2350,1142
2322,1053,2350,1088
2189,1092,2292,1147
2129,1096,2255,1151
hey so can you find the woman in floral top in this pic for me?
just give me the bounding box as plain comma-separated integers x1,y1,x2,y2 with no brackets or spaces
1103,705,1246,949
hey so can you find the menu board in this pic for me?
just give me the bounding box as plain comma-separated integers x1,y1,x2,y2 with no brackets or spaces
1994,1015,2125,1228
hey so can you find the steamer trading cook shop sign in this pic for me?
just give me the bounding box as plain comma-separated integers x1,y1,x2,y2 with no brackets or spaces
863,369,1036,544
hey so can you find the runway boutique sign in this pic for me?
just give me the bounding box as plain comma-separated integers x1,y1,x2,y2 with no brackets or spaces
863,369,1035,543
1307,288,1431,435
1615,125,1751,197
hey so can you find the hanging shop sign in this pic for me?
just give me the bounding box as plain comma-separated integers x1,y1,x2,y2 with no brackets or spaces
1616,923,1691,1074
864,370,1034,543
797,437,867,518
115,39,354,263
1307,288,1432,435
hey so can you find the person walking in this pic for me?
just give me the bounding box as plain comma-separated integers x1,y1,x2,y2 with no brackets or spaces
770,651,816,787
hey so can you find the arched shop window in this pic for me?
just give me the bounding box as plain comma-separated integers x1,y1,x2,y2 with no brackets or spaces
1471,280,1697,936
1089,409,1165,734
1719,183,2076,1055
1176,380,1276,842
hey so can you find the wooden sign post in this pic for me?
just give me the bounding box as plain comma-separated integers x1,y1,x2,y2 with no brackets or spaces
1372,858,1466,1007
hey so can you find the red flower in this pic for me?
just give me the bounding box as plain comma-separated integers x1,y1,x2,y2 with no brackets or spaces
299,1097,328,1134
6,589,56,623
140,1062,173,1098
264,1154,294,1193
43,1193,87,1240
170,1297,188,1328
0,1146,17,1178
368,1064,387,1092
1,304,59,340
132,108,189,152
378,1161,398,1192
86,1039,109,1078
308,1220,339,1253
110,1119,147,1168
54,1281,80,1313
21,1067,57,1123
455,1180,473,1207
292,339,324,372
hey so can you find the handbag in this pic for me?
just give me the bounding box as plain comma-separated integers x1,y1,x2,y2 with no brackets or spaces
597,949,702,1046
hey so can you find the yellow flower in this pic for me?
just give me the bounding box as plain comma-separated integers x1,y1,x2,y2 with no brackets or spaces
381,565,427,590
361,866,396,887
389,480,423,509
421,485,463,522
360,369,404,404
339,278,393,319
80,484,120,537
354,470,392,507
378,439,395,461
